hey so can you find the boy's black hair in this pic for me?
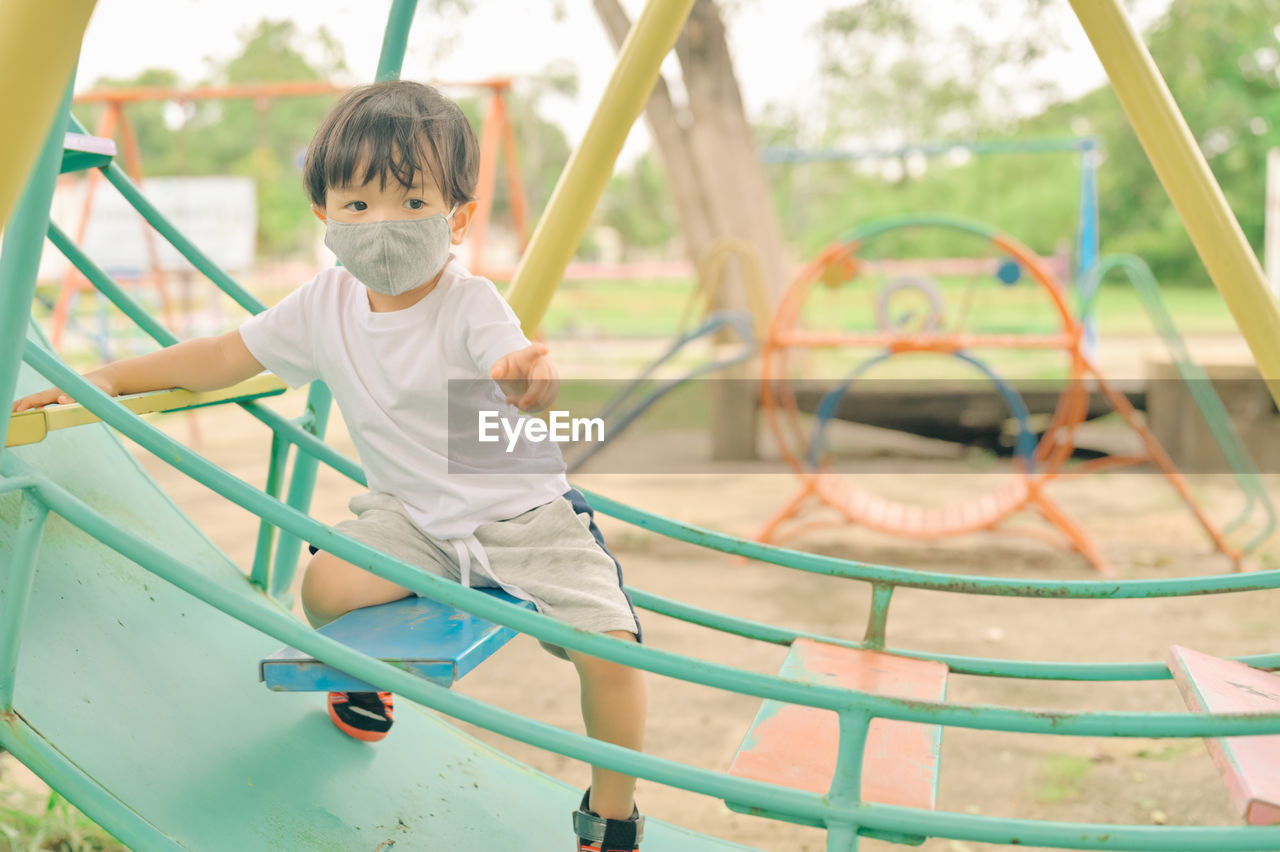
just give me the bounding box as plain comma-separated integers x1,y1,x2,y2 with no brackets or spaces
303,80,479,209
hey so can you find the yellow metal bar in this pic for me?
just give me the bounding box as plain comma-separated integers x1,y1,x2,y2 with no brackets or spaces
1069,0,1280,403
504,0,695,333
5,375,286,448
0,0,97,232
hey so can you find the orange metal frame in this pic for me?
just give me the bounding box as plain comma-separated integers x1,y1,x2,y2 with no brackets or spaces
52,78,528,347
758,233,1241,575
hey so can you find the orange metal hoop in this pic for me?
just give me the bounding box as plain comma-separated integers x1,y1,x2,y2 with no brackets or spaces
758,220,1240,574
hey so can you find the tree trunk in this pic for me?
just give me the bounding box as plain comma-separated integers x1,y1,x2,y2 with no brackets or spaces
591,0,716,260
592,0,789,459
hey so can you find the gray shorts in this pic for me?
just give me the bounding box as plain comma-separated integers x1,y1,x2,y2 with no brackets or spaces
320,489,641,649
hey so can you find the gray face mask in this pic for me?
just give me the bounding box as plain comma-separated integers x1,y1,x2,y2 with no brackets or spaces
323,205,457,296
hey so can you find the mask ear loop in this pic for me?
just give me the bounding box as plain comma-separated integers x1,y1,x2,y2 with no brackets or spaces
445,203,463,242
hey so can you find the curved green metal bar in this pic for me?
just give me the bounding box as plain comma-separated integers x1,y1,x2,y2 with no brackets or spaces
626,588,1280,681
237,401,366,487
35,230,1279,681
838,212,999,246
46,219,366,595
582,489,1280,599
8,456,1280,851
9,14,1275,846
20,342,1280,741
24,233,1280,677
33,228,1280,678
1079,253,1276,551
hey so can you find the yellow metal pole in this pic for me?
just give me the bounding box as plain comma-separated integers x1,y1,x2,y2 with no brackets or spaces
0,0,97,232
505,0,695,333
1070,0,1280,401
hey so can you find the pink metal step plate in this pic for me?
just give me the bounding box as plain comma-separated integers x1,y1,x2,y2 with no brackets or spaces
728,639,948,810
1168,645,1280,825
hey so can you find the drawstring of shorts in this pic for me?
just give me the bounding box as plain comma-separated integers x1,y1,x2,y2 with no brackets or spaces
449,534,532,605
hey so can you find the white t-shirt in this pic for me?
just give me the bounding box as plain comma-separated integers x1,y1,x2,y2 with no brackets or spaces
239,257,570,540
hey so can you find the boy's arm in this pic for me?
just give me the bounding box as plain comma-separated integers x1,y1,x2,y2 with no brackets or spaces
12,330,264,412
490,342,558,412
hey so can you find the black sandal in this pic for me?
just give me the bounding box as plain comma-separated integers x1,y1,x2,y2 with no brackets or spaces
572,788,644,851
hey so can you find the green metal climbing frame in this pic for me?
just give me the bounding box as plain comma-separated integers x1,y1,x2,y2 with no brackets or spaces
2,1,1279,850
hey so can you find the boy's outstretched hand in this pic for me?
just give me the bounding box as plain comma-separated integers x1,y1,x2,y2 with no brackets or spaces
490,343,558,412
11,371,118,413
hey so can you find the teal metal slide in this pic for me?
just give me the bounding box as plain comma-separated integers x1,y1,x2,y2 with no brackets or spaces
0,359,752,851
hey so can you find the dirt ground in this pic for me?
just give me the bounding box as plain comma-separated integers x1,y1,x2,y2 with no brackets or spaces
7,382,1278,852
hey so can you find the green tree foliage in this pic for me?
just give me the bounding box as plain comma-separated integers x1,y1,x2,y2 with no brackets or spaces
748,0,1083,261
83,20,347,258
817,0,1061,146
1092,0,1280,283
187,20,347,256
748,0,1280,286
598,153,677,257
1014,0,1280,284
82,24,579,263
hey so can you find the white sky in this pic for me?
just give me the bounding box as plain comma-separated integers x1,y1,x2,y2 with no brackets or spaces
74,0,1174,169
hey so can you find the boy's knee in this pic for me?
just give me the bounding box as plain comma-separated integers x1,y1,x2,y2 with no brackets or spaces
569,631,641,680
300,552,415,627
300,553,358,626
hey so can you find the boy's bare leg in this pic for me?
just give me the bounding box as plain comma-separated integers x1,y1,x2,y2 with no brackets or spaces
301,551,415,628
568,630,647,821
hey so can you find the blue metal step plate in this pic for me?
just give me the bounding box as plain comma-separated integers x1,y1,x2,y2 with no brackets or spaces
261,590,534,692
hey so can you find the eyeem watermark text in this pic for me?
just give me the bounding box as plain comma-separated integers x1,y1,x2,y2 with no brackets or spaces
478,410,604,452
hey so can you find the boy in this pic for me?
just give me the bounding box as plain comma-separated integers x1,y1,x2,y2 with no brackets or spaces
14,80,646,852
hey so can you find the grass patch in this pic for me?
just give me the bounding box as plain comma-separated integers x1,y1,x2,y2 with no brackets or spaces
1032,753,1095,803
35,272,1238,349
0,788,127,852
523,276,1238,341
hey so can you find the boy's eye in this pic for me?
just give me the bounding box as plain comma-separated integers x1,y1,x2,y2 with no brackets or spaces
344,200,367,212
405,199,427,210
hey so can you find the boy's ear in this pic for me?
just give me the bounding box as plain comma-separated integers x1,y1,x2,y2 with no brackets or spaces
450,201,479,245
311,204,327,223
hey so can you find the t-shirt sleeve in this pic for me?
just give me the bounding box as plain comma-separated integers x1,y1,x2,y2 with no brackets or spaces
461,281,533,373
238,283,320,389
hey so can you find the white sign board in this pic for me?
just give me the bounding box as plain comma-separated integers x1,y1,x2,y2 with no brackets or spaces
56,176,257,275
